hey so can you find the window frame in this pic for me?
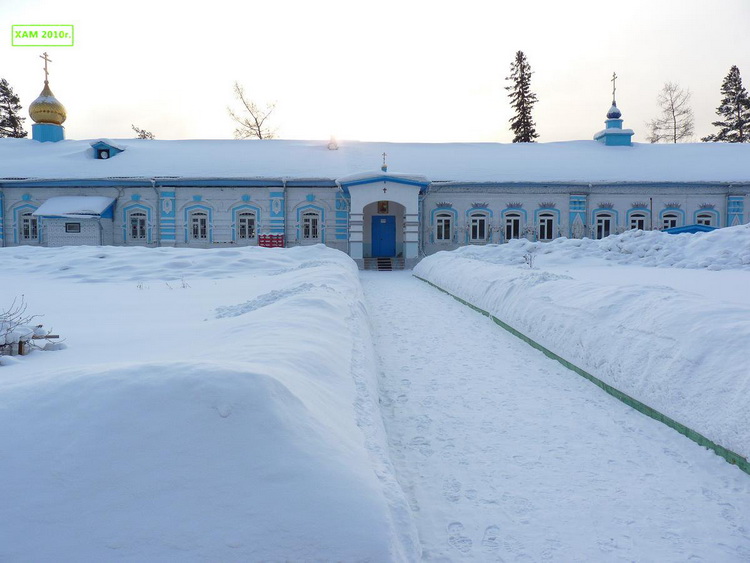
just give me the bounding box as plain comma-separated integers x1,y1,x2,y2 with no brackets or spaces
302,210,320,240
696,212,714,226
595,213,613,239
469,212,488,242
237,211,257,239
629,212,647,231
190,210,209,240
504,212,522,241
128,210,148,241
20,211,38,241
537,212,555,241
435,212,453,242
662,212,679,230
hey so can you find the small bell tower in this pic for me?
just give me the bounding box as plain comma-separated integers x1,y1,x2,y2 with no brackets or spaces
29,52,67,142
593,72,633,146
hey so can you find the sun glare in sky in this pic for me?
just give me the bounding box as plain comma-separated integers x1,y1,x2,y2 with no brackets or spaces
2,0,749,143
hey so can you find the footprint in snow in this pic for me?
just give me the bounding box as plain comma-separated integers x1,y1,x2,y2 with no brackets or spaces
447,522,472,554
482,525,500,551
443,477,462,503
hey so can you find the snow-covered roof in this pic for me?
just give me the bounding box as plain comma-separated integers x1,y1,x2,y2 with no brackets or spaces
33,196,116,218
1,138,749,184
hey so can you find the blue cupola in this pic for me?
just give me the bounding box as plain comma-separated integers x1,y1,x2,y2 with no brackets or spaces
594,72,634,146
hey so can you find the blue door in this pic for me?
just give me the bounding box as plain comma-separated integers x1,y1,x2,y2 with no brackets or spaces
371,215,396,257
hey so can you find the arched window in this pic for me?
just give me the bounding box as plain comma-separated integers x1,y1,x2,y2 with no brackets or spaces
20,211,38,241
696,212,714,226
469,212,488,242
662,212,679,229
435,212,452,241
237,211,256,239
629,212,647,231
595,213,614,239
302,211,320,240
538,212,554,241
190,210,208,240
505,212,521,240
128,210,147,240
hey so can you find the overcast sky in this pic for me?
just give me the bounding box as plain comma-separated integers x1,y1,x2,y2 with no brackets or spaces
2,0,749,144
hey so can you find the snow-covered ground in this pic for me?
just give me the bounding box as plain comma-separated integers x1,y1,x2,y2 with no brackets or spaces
364,271,750,561
2,232,750,561
415,225,750,461
0,245,417,561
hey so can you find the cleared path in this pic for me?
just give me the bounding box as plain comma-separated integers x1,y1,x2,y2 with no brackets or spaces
361,271,750,562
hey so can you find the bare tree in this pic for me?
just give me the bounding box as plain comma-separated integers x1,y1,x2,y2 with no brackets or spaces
647,82,694,143
228,82,276,139
131,124,155,139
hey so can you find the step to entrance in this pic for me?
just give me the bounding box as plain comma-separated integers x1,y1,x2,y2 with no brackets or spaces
363,257,405,271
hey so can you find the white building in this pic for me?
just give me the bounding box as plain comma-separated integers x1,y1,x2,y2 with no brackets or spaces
1,74,748,269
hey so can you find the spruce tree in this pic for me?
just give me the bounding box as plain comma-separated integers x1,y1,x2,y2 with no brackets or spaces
701,65,750,143
0,79,28,138
505,51,539,143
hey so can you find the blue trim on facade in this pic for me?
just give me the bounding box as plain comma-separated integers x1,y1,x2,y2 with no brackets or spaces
184,203,213,243
431,206,457,244
693,208,719,226
159,191,176,242
0,191,4,241
626,207,650,228
339,175,430,188
534,207,561,241
296,203,325,243
569,195,587,238
231,203,261,241
727,196,744,227
591,208,619,224
12,203,39,244
122,202,153,244
658,207,685,227
465,208,492,243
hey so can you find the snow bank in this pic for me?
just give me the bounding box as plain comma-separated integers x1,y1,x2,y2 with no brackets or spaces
414,226,750,459
0,245,418,561
453,223,750,271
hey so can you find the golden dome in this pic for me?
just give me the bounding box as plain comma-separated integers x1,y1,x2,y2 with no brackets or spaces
29,81,66,125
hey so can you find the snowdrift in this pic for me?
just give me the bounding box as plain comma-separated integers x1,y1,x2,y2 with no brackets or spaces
0,245,417,561
414,226,750,460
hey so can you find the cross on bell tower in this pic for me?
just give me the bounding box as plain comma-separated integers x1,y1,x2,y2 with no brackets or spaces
611,71,618,104
381,152,388,173
40,52,52,83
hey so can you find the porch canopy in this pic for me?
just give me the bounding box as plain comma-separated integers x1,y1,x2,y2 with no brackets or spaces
33,196,115,218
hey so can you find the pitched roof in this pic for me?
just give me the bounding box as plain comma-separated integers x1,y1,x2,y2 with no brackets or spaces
1,138,749,184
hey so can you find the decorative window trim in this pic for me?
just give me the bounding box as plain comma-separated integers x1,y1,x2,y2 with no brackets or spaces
594,211,615,239
503,210,524,241
231,204,262,241
296,204,325,242
13,204,39,244
435,211,453,242
123,203,152,243
694,209,718,226
658,208,685,229
184,204,213,243
468,211,490,242
536,210,557,241
627,210,649,230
